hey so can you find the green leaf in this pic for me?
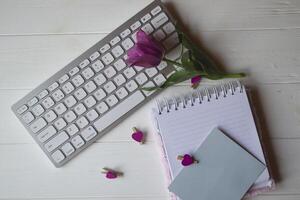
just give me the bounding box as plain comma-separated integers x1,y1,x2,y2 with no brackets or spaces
181,50,197,71
177,30,221,74
142,70,206,91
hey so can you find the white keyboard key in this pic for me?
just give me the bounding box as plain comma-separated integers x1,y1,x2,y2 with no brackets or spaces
145,68,158,77
28,97,38,107
74,103,86,115
45,131,69,152
125,80,138,92
52,89,65,102
135,72,148,85
64,110,77,123
54,103,67,115
61,143,75,156
59,74,70,84
157,61,168,70
110,36,121,46
94,74,106,86
142,81,156,96
74,88,87,100
120,29,131,38
71,135,85,149
121,38,134,50
91,60,104,72
62,82,75,94
94,91,145,132
153,29,166,41
66,124,79,136
106,94,119,107
112,45,124,58
22,112,35,124
102,52,114,65
81,126,97,141
104,81,117,94
30,118,47,133
123,67,136,79
86,109,99,121
84,96,96,108
84,81,97,93
69,67,80,76
163,22,175,34
151,12,168,29
72,75,85,87
48,82,59,91
79,59,90,69
114,59,126,71
114,74,126,86
163,32,179,50
17,105,28,114
154,74,166,86
94,89,106,101
64,95,77,108
82,67,95,80
42,97,55,109
54,118,67,130
37,125,57,143
141,23,154,34
51,150,65,163
151,6,162,16
76,116,89,129
44,110,57,122
89,51,100,61
134,66,144,72
104,66,117,78
96,102,109,114
116,87,128,99
38,90,48,99
32,104,45,116
131,31,138,42
141,13,151,23
130,21,141,31
100,44,110,53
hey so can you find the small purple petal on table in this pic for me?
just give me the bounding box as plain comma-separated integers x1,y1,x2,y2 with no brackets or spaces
106,171,118,179
181,154,195,166
132,131,144,143
191,75,202,85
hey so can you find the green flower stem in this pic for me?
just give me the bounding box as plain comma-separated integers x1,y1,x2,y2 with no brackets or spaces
163,58,183,67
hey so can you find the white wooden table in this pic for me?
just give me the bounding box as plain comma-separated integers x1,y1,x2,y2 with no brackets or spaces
0,0,300,199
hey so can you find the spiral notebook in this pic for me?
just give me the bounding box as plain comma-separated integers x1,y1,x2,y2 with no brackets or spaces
151,81,274,199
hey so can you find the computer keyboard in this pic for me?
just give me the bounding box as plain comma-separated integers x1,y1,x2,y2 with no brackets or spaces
11,0,180,167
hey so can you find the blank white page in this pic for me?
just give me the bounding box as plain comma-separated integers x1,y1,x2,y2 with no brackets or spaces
154,88,270,187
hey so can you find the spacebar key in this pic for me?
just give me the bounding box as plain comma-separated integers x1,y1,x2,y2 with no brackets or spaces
94,91,145,132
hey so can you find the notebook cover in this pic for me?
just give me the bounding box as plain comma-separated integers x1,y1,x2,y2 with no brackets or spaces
168,128,266,200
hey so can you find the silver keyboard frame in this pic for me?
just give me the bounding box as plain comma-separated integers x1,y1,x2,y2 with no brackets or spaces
11,0,177,167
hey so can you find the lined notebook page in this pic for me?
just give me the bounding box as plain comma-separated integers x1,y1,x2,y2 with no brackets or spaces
154,88,270,186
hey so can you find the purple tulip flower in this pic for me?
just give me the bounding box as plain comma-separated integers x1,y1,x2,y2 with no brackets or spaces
125,30,164,68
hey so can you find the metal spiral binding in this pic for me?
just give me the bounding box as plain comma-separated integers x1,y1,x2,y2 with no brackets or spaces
157,81,244,115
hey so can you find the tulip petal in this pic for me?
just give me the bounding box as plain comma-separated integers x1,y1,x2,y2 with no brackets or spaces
125,30,164,68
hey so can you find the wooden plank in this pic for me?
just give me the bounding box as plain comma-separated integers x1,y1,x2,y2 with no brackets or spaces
0,29,299,89
1,83,299,144
0,142,168,199
0,139,299,198
0,0,300,35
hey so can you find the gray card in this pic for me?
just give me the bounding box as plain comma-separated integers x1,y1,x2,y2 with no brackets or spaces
168,128,266,200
